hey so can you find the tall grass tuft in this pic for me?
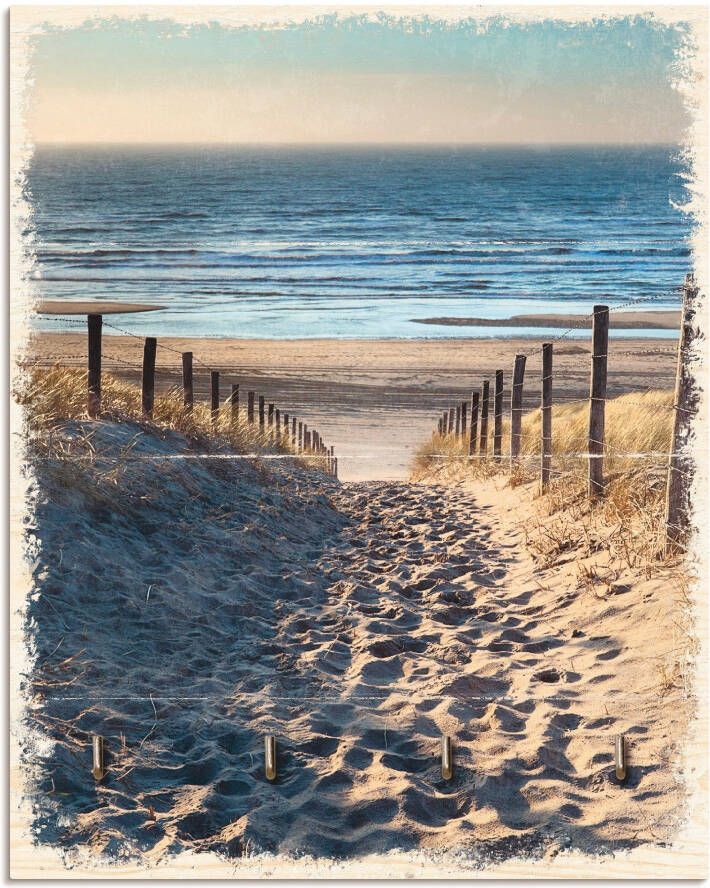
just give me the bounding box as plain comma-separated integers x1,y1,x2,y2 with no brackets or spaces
412,389,676,564
413,390,673,481
17,365,324,469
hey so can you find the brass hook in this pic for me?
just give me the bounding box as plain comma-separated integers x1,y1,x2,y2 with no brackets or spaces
441,735,453,780
614,734,627,782
91,734,104,781
265,735,277,782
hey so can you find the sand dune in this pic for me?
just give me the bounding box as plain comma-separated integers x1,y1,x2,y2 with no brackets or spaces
26,418,690,865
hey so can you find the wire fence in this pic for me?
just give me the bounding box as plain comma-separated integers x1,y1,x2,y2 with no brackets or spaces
430,277,701,555
23,288,699,798
28,312,340,476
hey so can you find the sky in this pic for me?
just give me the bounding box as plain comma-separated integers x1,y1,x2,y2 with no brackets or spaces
27,14,690,145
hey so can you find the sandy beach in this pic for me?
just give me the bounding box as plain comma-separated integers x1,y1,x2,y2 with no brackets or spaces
28,332,678,481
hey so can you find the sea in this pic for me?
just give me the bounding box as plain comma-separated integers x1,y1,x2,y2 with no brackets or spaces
24,145,692,339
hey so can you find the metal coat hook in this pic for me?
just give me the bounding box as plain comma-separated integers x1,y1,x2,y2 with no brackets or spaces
614,734,627,782
265,735,277,782
91,734,104,781
440,735,453,780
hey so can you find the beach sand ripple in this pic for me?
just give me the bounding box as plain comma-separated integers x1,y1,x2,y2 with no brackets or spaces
25,421,688,864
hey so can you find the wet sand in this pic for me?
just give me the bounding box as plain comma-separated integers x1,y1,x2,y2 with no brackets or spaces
411,310,680,329
28,332,678,481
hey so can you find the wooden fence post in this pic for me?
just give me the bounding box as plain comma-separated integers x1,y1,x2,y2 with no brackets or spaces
460,401,467,438
283,414,289,442
469,392,479,456
479,381,490,454
455,405,461,436
330,445,334,475
268,403,274,430
87,313,102,418
448,407,455,435
182,351,193,412
665,276,699,552
442,412,448,435
259,396,265,429
493,370,503,457
292,417,297,446
541,343,553,491
275,408,280,432
510,355,527,463
247,391,255,424
230,384,239,428
141,337,157,418
588,305,609,498
298,421,303,451
210,371,220,426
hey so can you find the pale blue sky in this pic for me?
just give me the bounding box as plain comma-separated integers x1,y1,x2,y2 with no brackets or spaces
28,14,690,144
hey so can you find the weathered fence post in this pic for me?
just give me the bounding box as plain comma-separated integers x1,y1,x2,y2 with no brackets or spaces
298,421,303,451
330,445,335,475
247,391,255,424
588,305,609,498
455,405,461,436
230,384,239,428
460,401,467,438
292,417,297,446
448,407,455,435
275,408,280,432
665,276,699,552
87,313,102,418
493,370,503,457
510,354,527,463
259,396,265,429
210,371,220,427
182,351,193,412
541,343,553,491
268,403,274,430
479,381,490,454
141,336,157,418
469,392,479,456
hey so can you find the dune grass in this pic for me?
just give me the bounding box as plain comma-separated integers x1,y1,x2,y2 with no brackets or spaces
413,389,674,482
16,365,325,469
412,390,677,563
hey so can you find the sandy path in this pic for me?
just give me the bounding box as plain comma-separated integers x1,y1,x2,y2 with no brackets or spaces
29,422,687,863
231,480,686,859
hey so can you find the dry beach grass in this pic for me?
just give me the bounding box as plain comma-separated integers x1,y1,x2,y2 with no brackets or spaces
18,365,312,465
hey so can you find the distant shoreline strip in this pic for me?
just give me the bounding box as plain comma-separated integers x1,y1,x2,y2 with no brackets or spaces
410,310,680,330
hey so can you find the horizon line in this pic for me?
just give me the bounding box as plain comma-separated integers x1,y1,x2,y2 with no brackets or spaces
34,140,681,149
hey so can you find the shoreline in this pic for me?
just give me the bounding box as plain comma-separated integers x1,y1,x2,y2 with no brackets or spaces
32,305,682,340
410,309,680,330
